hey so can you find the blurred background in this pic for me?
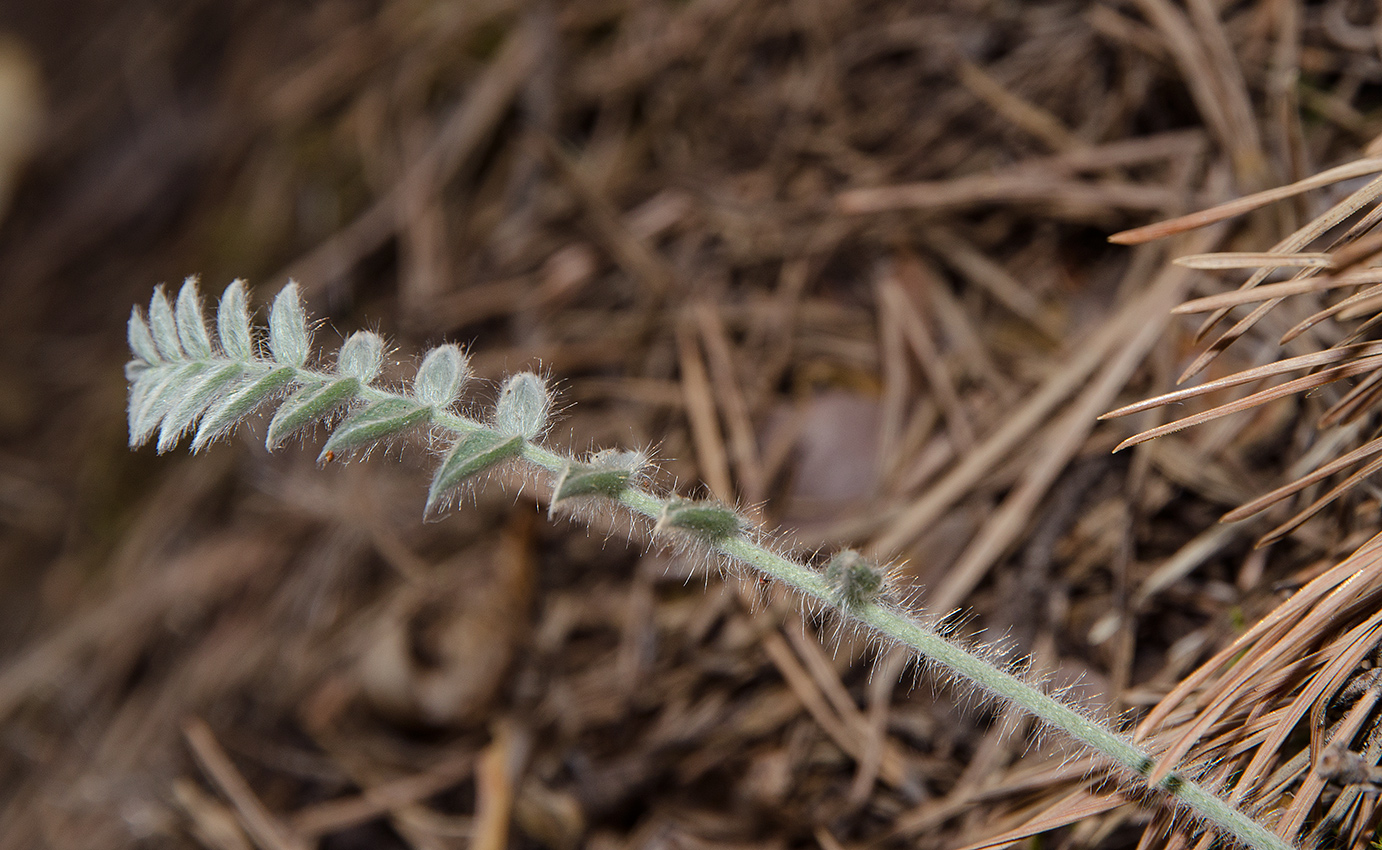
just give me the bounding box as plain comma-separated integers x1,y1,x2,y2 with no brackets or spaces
2,1,1380,848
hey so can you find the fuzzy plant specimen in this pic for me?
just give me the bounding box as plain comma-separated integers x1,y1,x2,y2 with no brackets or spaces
124,278,1291,850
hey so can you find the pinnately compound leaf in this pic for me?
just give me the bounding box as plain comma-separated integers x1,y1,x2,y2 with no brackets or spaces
336,331,384,384
657,498,744,541
127,307,162,367
148,286,184,361
268,281,311,367
320,397,430,460
191,365,296,452
824,550,886,611
494,372,550,439
266,378,359,450
217,280,253,360
174,278,214,360
413,344,470,410
426,430,524,515
157,362,246,453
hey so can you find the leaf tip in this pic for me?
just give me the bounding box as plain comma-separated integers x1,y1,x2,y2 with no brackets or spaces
494,372,551,440
127,305,161,366
217,279,254,360
414,344,471,409
337,331,385,384
268,279,312,367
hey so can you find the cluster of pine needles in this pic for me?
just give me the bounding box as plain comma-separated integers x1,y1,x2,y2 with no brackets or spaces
1085,149,1382,850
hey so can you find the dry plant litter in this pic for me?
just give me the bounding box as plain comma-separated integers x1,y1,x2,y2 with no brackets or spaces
6,1,1382,849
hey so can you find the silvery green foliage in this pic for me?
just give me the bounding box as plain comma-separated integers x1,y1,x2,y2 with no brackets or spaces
267,378,358,450
494,372,551,439
413,344,469,409
548,448,648,518
320,398,431,459
125,280,557,504
336,331,384,383
175,281,214,359
268,281,311,367
426,431,523,514
148,286,182,360
123,280,1291,850
217,281,253,360
128,280,309,454
126,279,473,466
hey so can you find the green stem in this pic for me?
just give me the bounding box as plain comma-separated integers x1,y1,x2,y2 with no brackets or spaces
514,442,1288,850
169,356,1292,850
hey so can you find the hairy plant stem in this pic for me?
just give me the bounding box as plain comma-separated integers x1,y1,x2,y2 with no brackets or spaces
242,362,1288,850
127,281,1292,850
